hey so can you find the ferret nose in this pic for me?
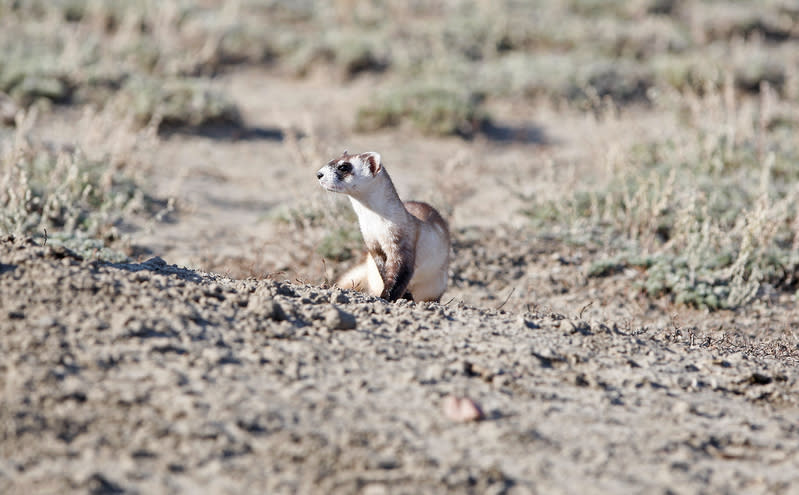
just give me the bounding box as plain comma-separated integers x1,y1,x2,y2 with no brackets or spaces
316,171,324,179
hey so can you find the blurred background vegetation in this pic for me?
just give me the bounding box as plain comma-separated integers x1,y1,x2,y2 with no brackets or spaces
2,0,798,130
1,0,798,309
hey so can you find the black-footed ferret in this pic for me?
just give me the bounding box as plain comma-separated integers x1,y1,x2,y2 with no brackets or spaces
316,151,450,302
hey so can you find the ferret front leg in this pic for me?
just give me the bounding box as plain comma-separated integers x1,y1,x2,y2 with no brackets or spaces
368,240,414,301
380,257,415,301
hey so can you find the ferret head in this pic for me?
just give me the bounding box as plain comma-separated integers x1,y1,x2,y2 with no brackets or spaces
317,151,382,196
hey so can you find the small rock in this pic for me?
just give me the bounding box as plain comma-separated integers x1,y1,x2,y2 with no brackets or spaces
519,315,540,330
144,256,167,267
442,395,484,422
748,373,772,385
420,364,444,384
575,372,592,387
671,400,691,415
331,291,349,304
492,374,511,386
268,300,288,321
375,456,399,470
86,473,126,495
363,484,388,495
248,294,287,321
462,361,494,381
35,316,57,327
324,306,356,330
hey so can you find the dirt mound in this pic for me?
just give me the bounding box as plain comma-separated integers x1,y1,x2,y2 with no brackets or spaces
2,236,797,494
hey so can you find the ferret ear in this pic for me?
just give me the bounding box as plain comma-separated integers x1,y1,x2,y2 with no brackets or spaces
362,152,382,176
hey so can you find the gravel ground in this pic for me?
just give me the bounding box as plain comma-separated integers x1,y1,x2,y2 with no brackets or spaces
2,235,798,494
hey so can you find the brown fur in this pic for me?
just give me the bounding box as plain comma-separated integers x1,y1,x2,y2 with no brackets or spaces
404,201,450,238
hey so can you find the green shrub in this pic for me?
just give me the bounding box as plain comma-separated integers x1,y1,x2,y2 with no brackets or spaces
356,83,487,137
525,85,799,309
288,32,389,78
116,76,241,130
0,111,150,259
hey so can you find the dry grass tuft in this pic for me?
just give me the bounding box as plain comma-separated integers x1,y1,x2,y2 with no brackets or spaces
356,82,487,137
524,81,799,309
0,107,157,260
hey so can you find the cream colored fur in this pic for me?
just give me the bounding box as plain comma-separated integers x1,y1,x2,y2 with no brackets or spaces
337,215,449,302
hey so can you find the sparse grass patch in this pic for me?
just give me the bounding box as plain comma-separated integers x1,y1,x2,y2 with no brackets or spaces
475,53,577,100
115,76,241,130
687,2,797,43
318,227,363,262
356,82,487,137
271,199,362,263
0,26,77,107
651,41,794,95
523,85,799,309
0,109,157,260
600,15,690,58
574,59,654,105
0,1,261,126
287,32,389,79
473,52,653,107
650,52,722,94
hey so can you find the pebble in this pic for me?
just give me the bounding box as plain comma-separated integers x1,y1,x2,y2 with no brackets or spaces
442,395,484,422
248,294,287,321
519,315,540,329
671,400,691,415
35,316,58,327
331,291,349,304
324,306,357,330
144,256,167,267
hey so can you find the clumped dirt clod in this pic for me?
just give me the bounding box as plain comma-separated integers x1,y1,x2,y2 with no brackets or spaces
324,305,357,330
2,236,798,494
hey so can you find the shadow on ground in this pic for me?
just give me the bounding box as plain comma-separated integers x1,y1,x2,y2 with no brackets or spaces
160,123,285,141
106,256,204,283
479,120,549,145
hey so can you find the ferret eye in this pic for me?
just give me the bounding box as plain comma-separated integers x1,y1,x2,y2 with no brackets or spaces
337,162,352,173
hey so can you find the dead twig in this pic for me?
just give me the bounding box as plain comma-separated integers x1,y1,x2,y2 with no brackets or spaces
321,258,330,286
578,301,594,320
496,287,515,310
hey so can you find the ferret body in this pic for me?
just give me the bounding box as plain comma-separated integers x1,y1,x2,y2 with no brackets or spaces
316,151,449,302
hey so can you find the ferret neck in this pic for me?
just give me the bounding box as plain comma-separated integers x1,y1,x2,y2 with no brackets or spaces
349,170,407,222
